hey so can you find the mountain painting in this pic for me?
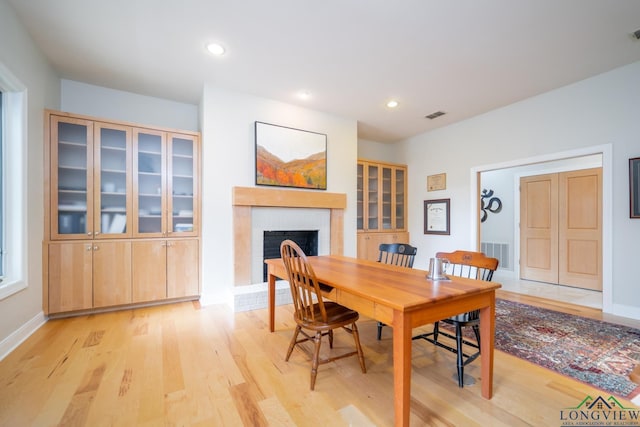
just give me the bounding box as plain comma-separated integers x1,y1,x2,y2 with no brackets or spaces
255,122,327,190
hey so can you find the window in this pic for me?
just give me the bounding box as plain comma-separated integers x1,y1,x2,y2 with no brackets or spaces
0,91,3,278
0,63,27,300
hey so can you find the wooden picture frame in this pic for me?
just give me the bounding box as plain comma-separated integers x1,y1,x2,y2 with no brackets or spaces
427,173,446,191
424,199,450,235
255,121,327,190
630,157,640,218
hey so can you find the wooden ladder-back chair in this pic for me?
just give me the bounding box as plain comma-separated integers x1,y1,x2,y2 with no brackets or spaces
376,243,418,340
280,240,366,390
413,250,499,387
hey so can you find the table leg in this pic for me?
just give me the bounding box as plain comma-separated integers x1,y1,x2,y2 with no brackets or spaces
479,293,495,399
268,269,276,333
392,310,411,426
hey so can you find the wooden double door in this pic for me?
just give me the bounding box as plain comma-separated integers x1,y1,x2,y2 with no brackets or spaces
520,168,602,291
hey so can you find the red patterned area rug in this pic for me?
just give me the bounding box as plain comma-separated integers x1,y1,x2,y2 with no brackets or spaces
493,299,640,400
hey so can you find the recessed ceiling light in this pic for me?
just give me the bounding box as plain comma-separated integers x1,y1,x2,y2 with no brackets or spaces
206,43,226,56
387,100,399,108
297,90,311,100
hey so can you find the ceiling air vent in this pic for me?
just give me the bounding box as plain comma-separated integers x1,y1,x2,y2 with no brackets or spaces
425,111,446,120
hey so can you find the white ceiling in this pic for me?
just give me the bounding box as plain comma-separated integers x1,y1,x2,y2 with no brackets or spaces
7,0,640,142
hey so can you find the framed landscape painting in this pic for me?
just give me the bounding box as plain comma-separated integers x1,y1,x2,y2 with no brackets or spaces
255,121,327,190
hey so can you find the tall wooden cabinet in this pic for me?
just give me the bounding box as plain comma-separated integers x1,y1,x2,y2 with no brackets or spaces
357,159,409,261
44,110,201,315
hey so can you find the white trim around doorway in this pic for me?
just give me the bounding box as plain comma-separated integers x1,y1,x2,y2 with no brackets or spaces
469,144,613,314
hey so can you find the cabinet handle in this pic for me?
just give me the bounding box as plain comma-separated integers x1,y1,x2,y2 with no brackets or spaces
95,231,100,236
86,245,92,251
93,245,99,251
87,231,93,237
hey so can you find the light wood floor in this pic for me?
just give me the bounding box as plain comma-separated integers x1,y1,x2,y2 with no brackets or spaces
1,290,639,426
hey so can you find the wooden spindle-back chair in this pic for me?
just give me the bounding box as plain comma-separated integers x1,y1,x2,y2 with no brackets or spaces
280,240,366,390
413,250,499,387
376,243,418,340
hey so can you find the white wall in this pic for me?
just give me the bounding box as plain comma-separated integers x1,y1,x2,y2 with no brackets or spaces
61,79,199,131
358,138,403,163
402,61,640,318
200,86,358,304
0,0,59,353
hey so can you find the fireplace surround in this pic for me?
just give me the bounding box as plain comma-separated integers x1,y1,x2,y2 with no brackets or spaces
231,187,347,311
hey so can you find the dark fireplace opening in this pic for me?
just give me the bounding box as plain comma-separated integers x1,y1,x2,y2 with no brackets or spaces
263,230,318,282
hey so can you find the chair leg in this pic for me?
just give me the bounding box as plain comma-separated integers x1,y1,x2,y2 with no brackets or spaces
286,325,301,361
433,321,440,343
472,325,481,353
310,331,323,390
351,322,367,373
455,323,464,388
328,329,334,348
377,322,384,340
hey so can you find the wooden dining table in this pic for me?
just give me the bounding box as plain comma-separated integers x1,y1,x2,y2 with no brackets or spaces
265,255,501,427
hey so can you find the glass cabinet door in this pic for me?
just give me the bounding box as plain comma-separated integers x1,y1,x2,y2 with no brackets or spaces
134,129,166,237
395,168,406,229
367,164,379,230
357,163,364,230
381,166,392,229
51,116,93,239
94,123,131,238
168,133,198,236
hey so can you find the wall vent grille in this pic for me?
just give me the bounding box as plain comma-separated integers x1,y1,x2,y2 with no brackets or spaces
481,242,510,270
425,111,446,120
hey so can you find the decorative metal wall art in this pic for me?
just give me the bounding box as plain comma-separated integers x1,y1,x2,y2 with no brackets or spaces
480,189,502,222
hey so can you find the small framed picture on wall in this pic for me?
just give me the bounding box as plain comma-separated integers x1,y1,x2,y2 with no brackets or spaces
424,199,450,235
630,157,640,218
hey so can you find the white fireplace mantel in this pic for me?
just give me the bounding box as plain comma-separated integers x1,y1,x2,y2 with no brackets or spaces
232,186,346,285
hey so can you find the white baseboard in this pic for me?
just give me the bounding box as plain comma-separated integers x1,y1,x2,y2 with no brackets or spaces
611,303,640,321
0,311,47,361
199,289,234,309
492,270,516,281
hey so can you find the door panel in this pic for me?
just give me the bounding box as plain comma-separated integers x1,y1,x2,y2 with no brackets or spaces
93,241,132,307
48,242,93,312
167,239,199,298
520,168,602,291
132,240,167,302
559,168,602,290
520,174,558,283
